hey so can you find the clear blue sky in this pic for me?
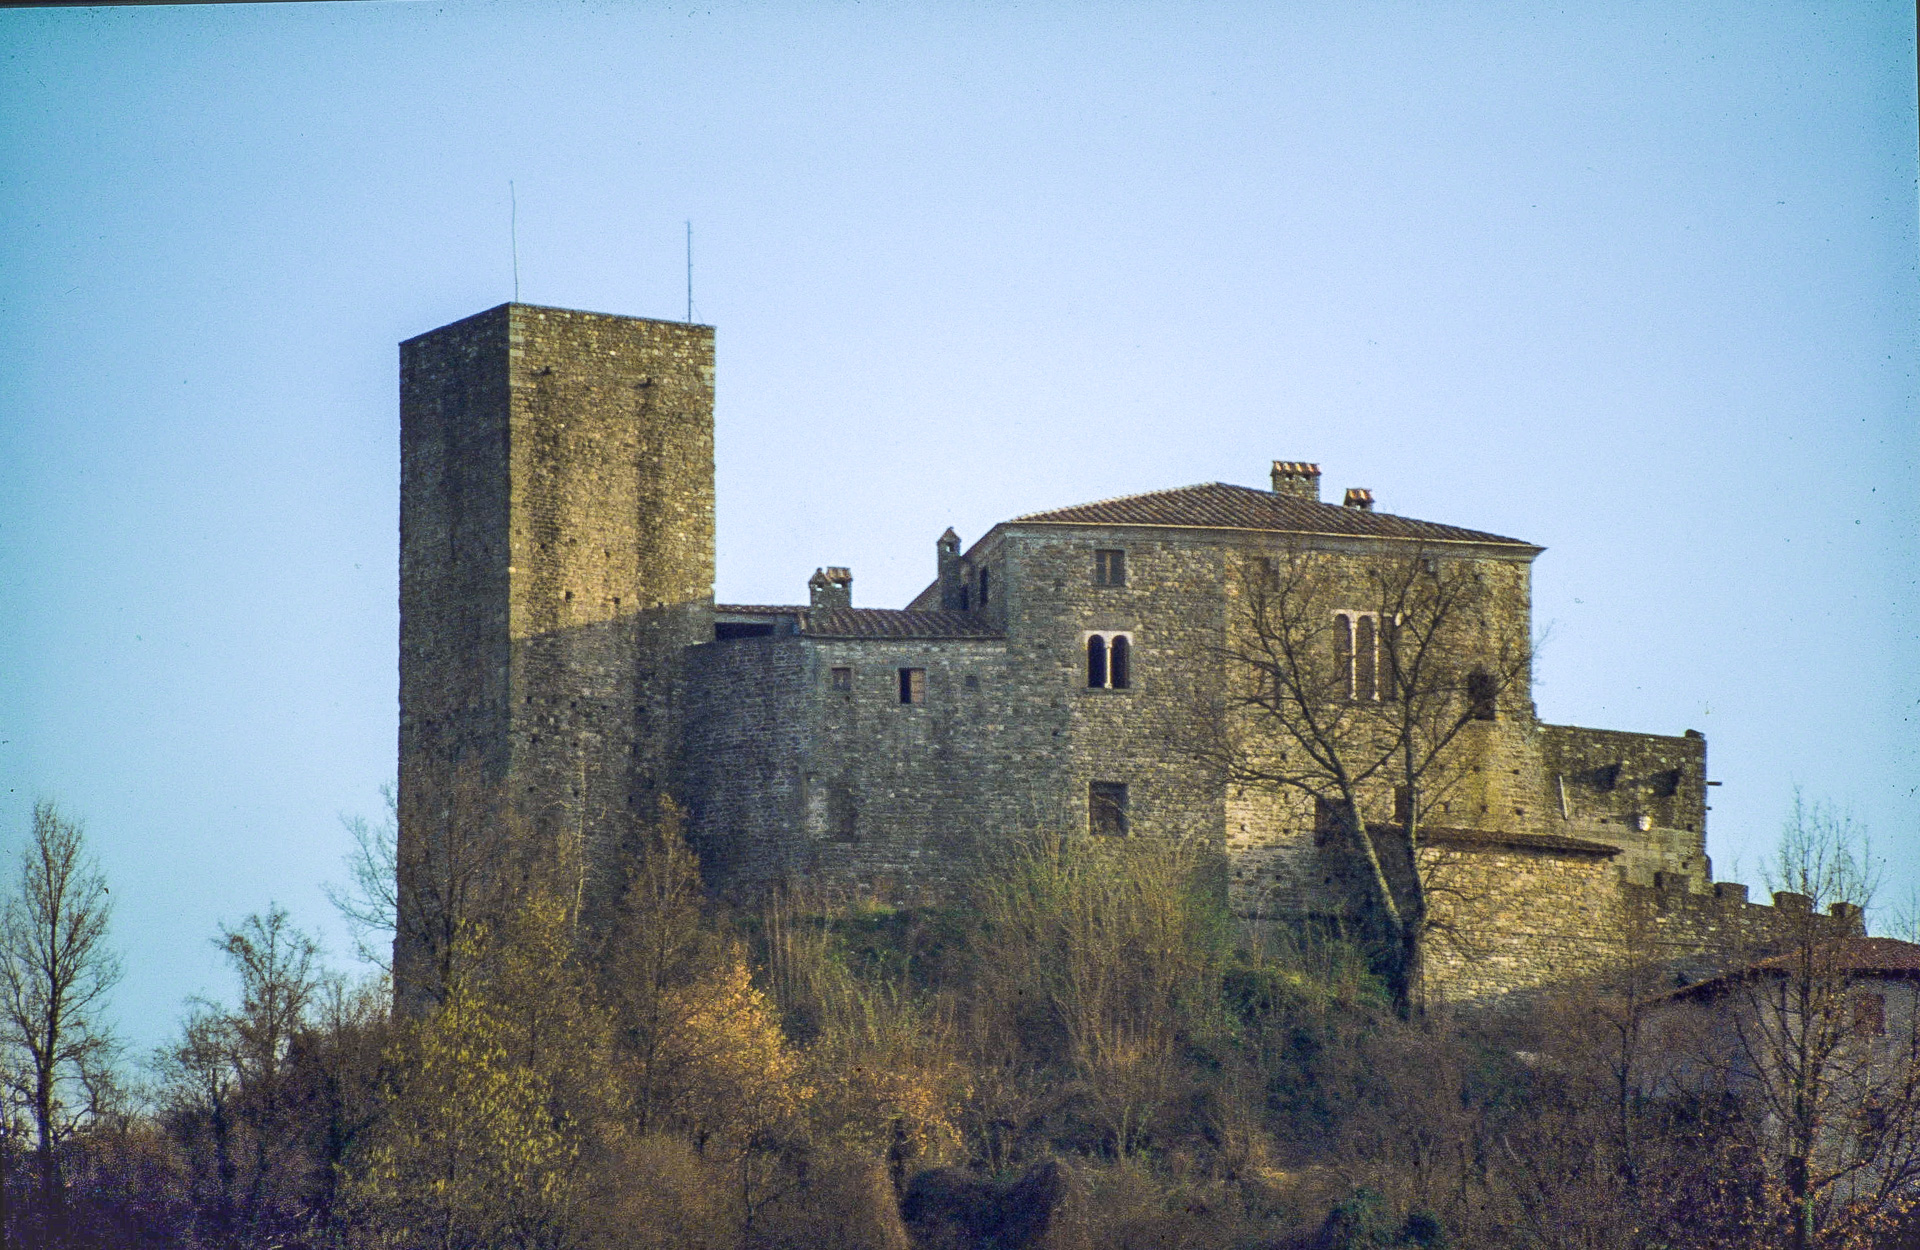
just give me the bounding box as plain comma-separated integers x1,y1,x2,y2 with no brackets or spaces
2,2,1914,1054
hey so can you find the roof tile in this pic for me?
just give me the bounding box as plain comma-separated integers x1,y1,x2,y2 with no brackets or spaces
802,608,1002,640
1011,481,1534,548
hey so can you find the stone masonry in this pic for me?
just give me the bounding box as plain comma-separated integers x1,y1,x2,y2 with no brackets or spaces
397,303,1818,1006
397,304,713,1000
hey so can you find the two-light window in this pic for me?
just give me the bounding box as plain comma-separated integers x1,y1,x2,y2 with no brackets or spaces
1093,549,1126,587
1086,633,1131,689
1333,611,1388,701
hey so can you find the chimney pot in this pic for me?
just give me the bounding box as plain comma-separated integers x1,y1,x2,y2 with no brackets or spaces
1343,488,1375,511
808,566,853,611
1270,461,1322,501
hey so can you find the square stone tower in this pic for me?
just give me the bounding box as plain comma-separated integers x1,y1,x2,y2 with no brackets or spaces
397,304,714,999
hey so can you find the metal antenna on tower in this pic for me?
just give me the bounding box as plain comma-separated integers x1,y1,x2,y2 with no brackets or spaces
511,181,520,303
685,220,693,323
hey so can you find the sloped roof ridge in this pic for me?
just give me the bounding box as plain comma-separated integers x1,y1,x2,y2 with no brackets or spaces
802,606,1003,640
1008,481,1227,523
1004,480,1534,548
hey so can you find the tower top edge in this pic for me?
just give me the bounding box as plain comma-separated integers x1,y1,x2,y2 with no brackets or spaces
402,303,714,346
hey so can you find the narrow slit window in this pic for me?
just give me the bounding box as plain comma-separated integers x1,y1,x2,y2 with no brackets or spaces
1090,781,1129,836
1086,635,1108,688
1094,549,1127,587
899,668,926,705
1109,635,1130,689
979,567,990,605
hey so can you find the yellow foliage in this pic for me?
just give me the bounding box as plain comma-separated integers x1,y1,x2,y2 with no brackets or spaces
638,951,810,1154
345,894,608,1249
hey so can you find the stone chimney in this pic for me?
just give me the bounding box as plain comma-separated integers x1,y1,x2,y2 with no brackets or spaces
1342,488,1374,512
1270,461,1321,501
808,566,852,611
937,528,964,609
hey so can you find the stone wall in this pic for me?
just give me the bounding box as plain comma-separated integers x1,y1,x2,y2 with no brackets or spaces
398,305,713,996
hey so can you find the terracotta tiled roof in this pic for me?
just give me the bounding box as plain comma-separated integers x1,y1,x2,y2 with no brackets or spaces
1419,827,1623,858
1010,482,1535,548
1655,937,1920,1002
802,608,1002,640
1741,937,1920,976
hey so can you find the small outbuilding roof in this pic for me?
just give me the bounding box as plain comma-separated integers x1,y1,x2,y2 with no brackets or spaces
802,608,1002,640
1655,937,1920,1003
1011,481,1536,549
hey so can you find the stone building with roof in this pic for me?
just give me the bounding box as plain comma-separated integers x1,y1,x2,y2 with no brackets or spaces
397,304,1818,1005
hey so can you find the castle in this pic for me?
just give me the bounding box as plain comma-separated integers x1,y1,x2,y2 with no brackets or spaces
397,304,1838,1005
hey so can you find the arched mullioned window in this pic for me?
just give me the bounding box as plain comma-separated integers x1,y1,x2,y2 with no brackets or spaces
1333,611,1384,701
1084,632,1133,689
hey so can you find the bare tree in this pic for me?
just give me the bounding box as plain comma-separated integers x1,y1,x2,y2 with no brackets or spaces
1710,796,1920,1249
326,782,398,971
157,905,329,1245
1200,544,1531,1009
394,756,523,1011
0,801,121,1239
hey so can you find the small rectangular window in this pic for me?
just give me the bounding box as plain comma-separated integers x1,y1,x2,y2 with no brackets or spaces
1467,671,1498,721
1093,549,1127,587
1090,781,1129,836
829,785,857,843
1854,993,1886,1036
830,667,853,692
979,567,991,605
898,668,926,705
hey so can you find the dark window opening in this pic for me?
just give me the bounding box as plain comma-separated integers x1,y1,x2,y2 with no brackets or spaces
1090,781,1129,836
1466,671,1498,721
1854,993,1886,1037
957,586,970,611
1109,635,1130,689
1378,616,1397,701
964,674,979,689
829,786,858,843
1355,614,1378,701
1652,768,1680,798
830,667,853,692
1588,762,1623,792
1314,796,1350,847
979,567,991,605
715,621,776,640
1094,549,1127,587
899,668,926,705
1086,635,1108,688
1257,556,1279,588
